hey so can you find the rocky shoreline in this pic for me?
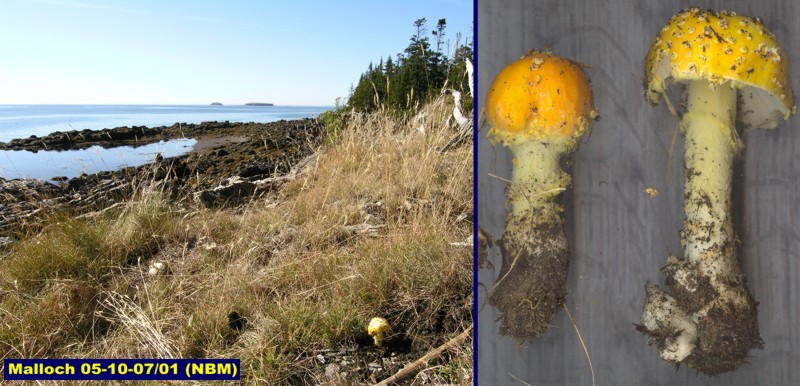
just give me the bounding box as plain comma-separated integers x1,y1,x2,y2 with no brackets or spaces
0,119,325,241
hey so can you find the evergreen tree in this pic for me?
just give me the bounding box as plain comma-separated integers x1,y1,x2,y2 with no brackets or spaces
432,18,447,54
402,18,432,108
347,17,472,113
387,53,407,109
427,19,448,95
349,66,373,111
368,58,387,108
383,55,395,104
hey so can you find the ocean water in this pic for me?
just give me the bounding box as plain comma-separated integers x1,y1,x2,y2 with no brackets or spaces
0,105,330,181
0,105,331,143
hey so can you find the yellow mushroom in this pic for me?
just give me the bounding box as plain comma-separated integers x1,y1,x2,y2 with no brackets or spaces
639,8,794,375
484,51,597,342
367,317,390,348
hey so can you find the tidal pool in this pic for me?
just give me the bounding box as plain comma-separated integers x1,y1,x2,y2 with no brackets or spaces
0,138,197,182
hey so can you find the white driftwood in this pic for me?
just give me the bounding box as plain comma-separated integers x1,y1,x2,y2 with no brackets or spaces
446,89,469,128
465,58,474,99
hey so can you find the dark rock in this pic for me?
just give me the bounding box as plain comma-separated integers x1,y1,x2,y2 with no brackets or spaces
237,163,271,178
193,176,257,208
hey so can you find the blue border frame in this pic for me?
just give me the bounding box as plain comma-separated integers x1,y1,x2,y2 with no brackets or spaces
471,0,479,384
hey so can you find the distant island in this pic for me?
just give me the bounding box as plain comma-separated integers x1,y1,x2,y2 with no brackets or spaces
210,102,223,105
244,103,274,106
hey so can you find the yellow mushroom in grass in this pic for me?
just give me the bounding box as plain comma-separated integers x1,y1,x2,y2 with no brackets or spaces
638,8,794,375
367,317,390,347
484,51,597,342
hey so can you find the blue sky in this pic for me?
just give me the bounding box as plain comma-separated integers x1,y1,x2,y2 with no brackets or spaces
0,0,473,106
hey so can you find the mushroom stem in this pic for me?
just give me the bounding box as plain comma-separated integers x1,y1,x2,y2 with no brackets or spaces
507,140,569,222
489,140,571,340
682,80,740,272
640,80,761,373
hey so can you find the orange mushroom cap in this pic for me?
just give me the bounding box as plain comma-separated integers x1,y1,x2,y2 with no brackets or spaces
485,51,598,147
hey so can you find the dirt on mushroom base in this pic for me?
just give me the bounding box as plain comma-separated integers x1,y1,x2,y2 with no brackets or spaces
637,191,762,375
488,214,569,341
637,271,762,375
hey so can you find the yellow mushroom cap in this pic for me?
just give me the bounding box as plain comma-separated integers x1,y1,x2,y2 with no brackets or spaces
485,51,598,147
367,317,390,336
645,8,795,128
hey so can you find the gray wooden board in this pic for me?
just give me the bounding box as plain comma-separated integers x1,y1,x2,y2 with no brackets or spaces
476,0,800,384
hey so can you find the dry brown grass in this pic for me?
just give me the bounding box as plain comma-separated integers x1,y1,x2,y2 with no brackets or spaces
0,94,472,385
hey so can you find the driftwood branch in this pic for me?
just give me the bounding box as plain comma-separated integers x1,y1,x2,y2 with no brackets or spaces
439,88,473,152
465,57,474,100
374,324,473,386
439,58,474,152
